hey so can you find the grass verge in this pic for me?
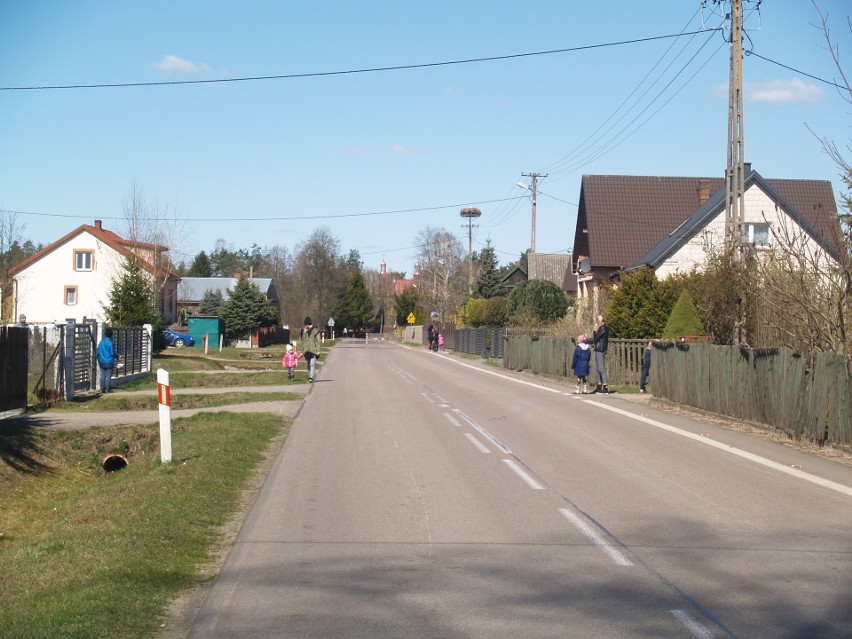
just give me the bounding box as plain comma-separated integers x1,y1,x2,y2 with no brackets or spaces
116,370,291,392
45,392,302,412
0,412,288,639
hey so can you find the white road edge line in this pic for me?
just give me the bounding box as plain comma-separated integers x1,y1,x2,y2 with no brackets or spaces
420,392,434,403
430,351,852,499
504,459,544,490
670,610,715,639
559,508,633,566
464,433,491,454
589,401,852,498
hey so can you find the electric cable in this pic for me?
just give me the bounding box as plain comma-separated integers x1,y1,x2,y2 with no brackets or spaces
0,30,721,92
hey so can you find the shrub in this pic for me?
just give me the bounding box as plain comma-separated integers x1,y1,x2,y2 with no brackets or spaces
507,280,568,323
663,290,705,339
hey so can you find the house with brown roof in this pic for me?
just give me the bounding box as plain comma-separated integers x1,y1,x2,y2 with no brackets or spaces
6,219,180,325
571,165,840,310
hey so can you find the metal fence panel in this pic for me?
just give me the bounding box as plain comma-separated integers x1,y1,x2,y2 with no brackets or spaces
0,326,29,411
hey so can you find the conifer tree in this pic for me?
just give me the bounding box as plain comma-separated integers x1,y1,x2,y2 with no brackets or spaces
198,289,224,316
218,277,278,339
662,290,705,339
103,258,159,326
472,241,503,299
334,265,375,331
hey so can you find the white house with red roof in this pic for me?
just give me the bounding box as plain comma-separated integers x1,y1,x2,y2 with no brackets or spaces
7,219,180,325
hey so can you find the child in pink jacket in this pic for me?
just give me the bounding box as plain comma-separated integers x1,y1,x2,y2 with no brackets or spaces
282,344,302,381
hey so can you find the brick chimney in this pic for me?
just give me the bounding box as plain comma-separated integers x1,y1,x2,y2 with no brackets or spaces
698,179,710,205
94,219,103,230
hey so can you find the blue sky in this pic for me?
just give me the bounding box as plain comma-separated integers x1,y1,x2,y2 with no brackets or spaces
1,1,849,275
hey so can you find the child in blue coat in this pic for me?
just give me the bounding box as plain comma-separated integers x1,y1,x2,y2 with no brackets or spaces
571,334,592,394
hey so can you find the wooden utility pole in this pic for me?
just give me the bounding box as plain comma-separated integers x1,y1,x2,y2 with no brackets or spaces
725,0,745,250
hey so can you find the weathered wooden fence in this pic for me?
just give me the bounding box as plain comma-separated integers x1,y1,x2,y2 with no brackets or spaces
503,335,647,385
653,343,852,448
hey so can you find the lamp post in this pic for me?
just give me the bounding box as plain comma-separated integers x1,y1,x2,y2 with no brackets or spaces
460,207,481,295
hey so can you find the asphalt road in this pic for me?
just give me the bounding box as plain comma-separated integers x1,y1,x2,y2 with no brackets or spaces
186,340,852,639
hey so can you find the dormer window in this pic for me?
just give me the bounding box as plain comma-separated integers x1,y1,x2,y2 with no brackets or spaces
74,250,94,271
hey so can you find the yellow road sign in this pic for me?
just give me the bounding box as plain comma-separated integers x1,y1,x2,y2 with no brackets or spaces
406,312,416,324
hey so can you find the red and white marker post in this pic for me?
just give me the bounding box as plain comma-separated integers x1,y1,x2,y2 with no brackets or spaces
157,368,173,463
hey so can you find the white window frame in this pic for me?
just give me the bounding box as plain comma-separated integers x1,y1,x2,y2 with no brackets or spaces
64,285,78,306
747,223,771,248
74,250,94,271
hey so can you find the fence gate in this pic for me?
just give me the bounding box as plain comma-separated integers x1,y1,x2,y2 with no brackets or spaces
72,323,97,393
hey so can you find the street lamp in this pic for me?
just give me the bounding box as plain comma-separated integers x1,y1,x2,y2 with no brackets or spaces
460,207,481,295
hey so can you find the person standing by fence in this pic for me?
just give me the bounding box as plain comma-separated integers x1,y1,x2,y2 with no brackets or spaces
571,334,591,394
96,327,119,393
592,315,609,393
640,341,653,393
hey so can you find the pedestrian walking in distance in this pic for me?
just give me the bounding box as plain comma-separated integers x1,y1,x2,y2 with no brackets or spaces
282,343,302,381
592,314,609,393
301,317,322,383
571,334,591,394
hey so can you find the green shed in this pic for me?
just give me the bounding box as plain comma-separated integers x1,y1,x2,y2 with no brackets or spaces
187,316,225,349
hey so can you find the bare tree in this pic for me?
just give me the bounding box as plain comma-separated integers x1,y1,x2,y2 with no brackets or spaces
122,179,189,278
0,210,25,321
293,227,342,326
413,226,465,324
750,1,852,354
750,219,848,353
264,244,294,326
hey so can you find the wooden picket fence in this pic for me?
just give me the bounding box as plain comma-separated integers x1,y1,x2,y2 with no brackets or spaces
502,333,852,448
653,342,852,448
503,334,647,385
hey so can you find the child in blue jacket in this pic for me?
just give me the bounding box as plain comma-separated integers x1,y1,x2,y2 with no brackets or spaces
571,334,592,394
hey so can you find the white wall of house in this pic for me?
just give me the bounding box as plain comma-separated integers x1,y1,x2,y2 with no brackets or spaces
655,184,827,279
13,231,178,325
13,232,125,324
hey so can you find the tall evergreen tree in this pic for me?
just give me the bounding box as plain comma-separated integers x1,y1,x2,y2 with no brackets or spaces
218,277,279,338
188,250,213,277
103,258,159,326
472,241,503,299
198,289,224,316
335,265,375,331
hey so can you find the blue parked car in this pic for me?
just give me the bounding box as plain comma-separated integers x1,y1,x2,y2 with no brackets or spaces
163,327,195,348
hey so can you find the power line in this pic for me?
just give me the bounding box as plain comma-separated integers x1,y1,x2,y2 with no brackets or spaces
0,197,526,224
0,29,720,92
747,51,847,90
